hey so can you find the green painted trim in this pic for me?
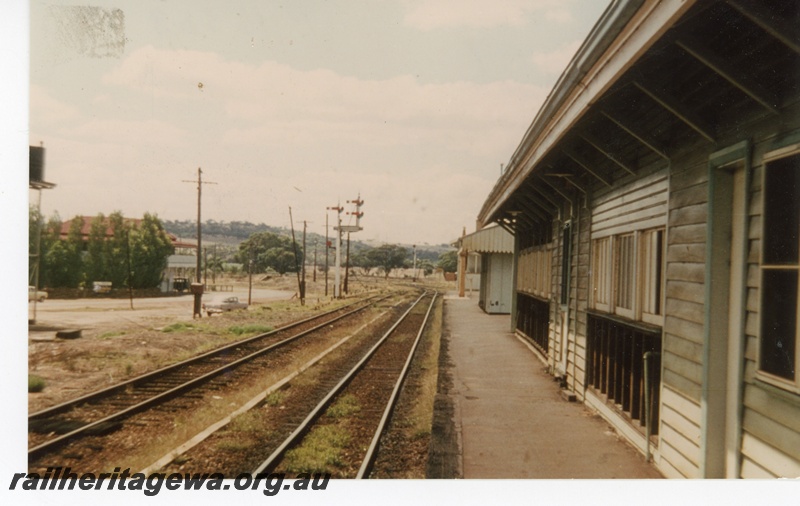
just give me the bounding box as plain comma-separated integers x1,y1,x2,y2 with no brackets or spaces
701,139,751,478
767,128,800,152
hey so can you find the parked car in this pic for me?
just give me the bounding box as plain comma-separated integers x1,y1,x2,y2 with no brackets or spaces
202,296,248,316
28,286,47,303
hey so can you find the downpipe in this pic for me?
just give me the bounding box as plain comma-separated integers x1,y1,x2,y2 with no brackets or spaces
643,351,661,463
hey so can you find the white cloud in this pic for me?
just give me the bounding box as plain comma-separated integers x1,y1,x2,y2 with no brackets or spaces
402,0,571,30
29,85,81,129
99,46,545,158
531,40,582,75
545,8,573,23
32,47,547,244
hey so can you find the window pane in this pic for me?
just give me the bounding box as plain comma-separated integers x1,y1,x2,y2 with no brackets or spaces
615,234,634,310
642,230,664,316
763,154,800,265
592,238,611,308
760,269,798,380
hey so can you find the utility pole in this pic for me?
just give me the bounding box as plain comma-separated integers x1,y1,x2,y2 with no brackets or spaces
344,232,351,294
289,207,305,305
302,220,307,303
313,239,318,283
412,244,417,282
458,226,467,298
325,213,329,296
183,167,216,318
248,245,254,305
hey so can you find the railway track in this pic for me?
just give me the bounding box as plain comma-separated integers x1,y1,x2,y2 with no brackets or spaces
28,294,388,462
148,290,437,478
258,290,437,478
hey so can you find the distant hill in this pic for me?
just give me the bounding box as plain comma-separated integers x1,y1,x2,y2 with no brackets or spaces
162,219,455,260
163,219,284,244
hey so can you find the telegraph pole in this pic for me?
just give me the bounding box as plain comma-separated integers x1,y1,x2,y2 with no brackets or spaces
302,221,307,302
344,232,351,294
313,239,318,283
325,213,329,296
183,167,216,318
412,244,417,282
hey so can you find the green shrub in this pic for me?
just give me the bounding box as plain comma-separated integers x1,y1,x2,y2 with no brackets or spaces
28,375,46,393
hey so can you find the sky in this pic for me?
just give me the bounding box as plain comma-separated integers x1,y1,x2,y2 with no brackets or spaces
24,0,611,246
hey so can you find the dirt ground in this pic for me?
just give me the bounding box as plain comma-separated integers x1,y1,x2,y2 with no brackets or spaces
26,275,384,413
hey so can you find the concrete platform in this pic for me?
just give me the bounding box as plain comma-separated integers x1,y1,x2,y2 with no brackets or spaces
435,294,662,479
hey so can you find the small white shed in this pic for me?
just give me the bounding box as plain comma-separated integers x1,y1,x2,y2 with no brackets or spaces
458,225,514,314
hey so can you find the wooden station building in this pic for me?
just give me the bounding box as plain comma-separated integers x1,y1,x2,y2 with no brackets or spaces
477,0,800,478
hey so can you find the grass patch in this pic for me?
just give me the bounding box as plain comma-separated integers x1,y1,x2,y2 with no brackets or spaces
28,375,46,393
227,411,263,434
325,394,360,419
282,425,350,474
226,324,273,336
98,331,125,339
161,322,198,333
216,440,251,453
264,390,285,407
409,296,442,437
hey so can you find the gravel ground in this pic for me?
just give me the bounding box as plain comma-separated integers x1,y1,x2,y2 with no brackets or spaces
27,277,374,413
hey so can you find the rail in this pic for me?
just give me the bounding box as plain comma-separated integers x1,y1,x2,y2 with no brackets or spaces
28,296,384,460
252,291,436,476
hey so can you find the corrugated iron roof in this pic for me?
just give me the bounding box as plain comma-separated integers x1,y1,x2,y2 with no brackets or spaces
460,225,514,254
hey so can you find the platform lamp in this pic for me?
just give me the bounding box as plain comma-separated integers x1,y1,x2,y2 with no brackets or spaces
29,144,56,325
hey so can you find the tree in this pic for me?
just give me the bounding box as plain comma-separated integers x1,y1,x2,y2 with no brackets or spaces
85,213,107,286
366,244,409,279
129,213,174,289
238,232,302,274
350,250,377,276
44,216,84,288
205,253,225,283
437,250,458,273
418,259,435,276
104,212,130,287
29,209,63,289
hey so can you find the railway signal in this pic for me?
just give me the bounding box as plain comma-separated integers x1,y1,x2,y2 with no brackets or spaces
328,196,364,298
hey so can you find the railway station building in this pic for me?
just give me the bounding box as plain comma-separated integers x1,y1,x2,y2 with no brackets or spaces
477,0,800,478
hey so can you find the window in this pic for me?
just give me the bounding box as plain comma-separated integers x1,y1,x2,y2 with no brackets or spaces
640,229,665,325
614,234,636,319
759,153,800,388
517,245,551,299
590,229,665,325
591,237,612,312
